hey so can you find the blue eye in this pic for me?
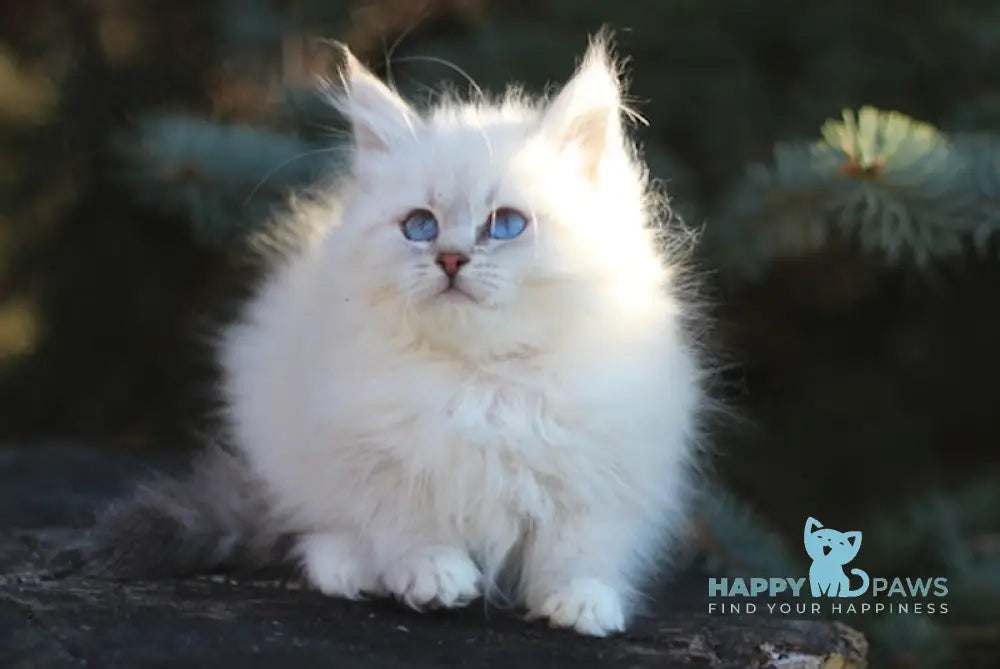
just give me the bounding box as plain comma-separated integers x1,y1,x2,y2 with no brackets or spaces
400,209,438,242
487,208,528,240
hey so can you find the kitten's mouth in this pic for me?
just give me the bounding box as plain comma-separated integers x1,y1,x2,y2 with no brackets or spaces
823,545,832,556
436,280,480,304
438,286,478,303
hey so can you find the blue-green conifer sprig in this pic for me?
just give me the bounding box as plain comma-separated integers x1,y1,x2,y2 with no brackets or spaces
115,116,340,244
684,483,800,577
957,134,1000,254
708,107,1000,277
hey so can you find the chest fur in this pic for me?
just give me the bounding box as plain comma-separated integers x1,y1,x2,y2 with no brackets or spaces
327,360,594,513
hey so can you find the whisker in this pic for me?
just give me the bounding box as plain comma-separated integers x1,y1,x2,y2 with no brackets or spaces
620,102,649,127
381,14,430,90
528,205,541,260
243,147,342,205
390,55,484,100
473,270,501,281
310,125,351,141
473,115,494,163
400,77,441,107
467,199,482,236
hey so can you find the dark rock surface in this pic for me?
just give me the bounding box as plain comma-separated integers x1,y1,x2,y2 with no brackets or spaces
0,445,868,668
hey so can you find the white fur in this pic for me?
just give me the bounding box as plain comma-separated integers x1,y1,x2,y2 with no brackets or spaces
219,38,704,637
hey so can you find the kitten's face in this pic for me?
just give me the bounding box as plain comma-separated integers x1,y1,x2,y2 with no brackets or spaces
326,43,651,350
804,520,862,565
339,116,593,311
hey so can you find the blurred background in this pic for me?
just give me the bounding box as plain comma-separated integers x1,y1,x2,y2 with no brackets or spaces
0,1,998,667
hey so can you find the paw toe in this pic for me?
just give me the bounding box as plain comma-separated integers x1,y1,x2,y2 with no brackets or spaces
382,546,481,610
531,578,626,637
299,533,374,599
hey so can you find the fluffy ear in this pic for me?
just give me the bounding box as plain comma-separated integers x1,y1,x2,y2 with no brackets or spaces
540,37,624,178
325,43,421,152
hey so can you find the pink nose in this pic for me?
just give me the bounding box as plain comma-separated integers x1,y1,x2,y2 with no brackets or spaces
436,252,469,278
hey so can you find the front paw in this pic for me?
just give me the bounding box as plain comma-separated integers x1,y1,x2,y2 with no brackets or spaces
528,578,626,637
298,533,378,599
381,546,481,610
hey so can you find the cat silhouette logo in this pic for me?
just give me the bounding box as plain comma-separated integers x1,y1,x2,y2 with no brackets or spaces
804,517,870,597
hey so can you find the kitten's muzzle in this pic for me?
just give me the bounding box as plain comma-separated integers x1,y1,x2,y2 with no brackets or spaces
436,252,469,279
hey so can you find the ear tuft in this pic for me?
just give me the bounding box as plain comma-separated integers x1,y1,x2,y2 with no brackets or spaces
322,42,420,152
540,33,624,179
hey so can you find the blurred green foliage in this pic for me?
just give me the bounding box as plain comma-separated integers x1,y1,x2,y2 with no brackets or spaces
1,1,998,667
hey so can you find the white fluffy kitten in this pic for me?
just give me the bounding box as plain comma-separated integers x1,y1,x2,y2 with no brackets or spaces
90,38,705,638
